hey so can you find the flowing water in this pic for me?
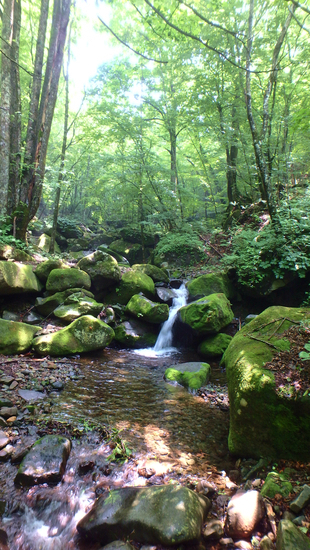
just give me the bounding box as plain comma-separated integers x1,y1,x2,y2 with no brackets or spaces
0,304,232,549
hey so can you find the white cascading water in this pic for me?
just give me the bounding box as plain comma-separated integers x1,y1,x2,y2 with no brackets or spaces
135,283,188,357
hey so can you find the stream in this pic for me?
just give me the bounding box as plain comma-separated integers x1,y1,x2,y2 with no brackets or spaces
0,286,234,549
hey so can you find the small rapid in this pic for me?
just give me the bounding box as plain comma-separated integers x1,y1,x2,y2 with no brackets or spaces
135,283,188,357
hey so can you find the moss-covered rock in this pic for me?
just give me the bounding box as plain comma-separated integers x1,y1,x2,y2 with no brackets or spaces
276,519,310,550
0,319,41,354
46,268,91,293
77,250,121,291
32,315,115,356
0,245,32,262
37,233,61,253
34,259,69,283
260,472,293,499
132,264,169,284
221,306,310,459
53,294,103,323
114,320,158,348
109,239,144,264
126,294,169,324
35,288,94,317
104,270,155,305
187,272,235,300
198,333,232,358
164,362,211,391
0,261,42,295
179,293,234,335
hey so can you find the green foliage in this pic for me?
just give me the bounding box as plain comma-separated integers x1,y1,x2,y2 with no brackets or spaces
299,343,310,361
0,218,27,250
222,195,310,288
154,227,205,264
106,426,133,463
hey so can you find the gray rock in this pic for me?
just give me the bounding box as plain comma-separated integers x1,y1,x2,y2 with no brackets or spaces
15,434,71,486
260,535,275,550
202,519,224,540
23,311,43,325
18,389,45,401
100,542,134,550
77,485,210,546
0,444,14,461
0,407,18,419
156,287,177,305
289,485,310,514
2,310,19,321
276,519,310,549
52,381,64,391
225,490,265,538
0,431,9,450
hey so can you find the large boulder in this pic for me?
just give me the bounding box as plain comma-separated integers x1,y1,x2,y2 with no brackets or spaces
198,333,232,359
186,272,235,301
37,233,61,253
77,250,121,291
77,485,210,546
53,293,103,323
0,261,42,295
225,490,265,539
35,288,94,317
221,306,310,458
46,268,91,293
164,362,210,391
179,293,234,335
15,435,71,486
0,245,32,262
34,259,69,283
276,519,310,550
132,264,169,284
0,320,40,354
126,294,169,324
104,270,155,305
32,315,114,356
109,240,144,264
114,320,158,348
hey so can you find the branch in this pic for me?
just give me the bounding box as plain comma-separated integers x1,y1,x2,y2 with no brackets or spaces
283,0,310,15
288,5,310,34
98,16,168,63
181,1,245,43
0,45,37,77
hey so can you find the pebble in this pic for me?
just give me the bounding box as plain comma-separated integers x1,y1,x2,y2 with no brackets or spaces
289,484,310,514
0,444,14,461
202,519,224,540
0,431,9,450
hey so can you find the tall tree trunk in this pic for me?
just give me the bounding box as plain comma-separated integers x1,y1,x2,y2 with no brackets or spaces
8,0,21,219
0,0,14,217
49,21,72,254
16,0,72,241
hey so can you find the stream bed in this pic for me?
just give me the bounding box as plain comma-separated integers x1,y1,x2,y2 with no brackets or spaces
0,347,233,550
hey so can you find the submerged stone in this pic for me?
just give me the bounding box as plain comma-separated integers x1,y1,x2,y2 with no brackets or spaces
32,315,115,356
165,362,211,391
15,434,71,486
0,319,40,354
179,293,234,335
77,485,210,546
126,294,169,324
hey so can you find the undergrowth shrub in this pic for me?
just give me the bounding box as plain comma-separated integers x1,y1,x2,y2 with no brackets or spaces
222,194,310,290
154,226,205,266
0,218,27,250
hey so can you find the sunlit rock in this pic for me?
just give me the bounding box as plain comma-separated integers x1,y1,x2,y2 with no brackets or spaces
225,490,265,538
103,270,155,305
132,264,169,284
77,485,210,546
77,250,121,291
164,362,210,391
0,319,40,354
186,272,236,300
126,294,169,324
53,293,103,323
34,259,69,283
35,288,94,316
15,435,71,486
32,315,114,356
0,261,42,295
46,267,91,293
179,293,234,334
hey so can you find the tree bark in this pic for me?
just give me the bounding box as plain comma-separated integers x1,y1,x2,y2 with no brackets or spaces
0,0,14,217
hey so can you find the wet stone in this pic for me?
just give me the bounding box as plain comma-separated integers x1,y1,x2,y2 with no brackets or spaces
0,444,14,462
15,434,72,486
0,431,9,450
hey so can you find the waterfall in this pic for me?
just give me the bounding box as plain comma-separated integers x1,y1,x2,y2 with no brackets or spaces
154,283,188,352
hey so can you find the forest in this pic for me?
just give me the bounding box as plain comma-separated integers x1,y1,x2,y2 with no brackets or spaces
1,1,310,550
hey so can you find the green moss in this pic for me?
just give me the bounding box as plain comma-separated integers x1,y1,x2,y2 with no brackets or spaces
179,293,234,334
0,261,42,295
221,305,310,458
32,315,114,356
260,472,293,498
126,294,169,324
187,272,235,300
198,333,232,358
132,264,169,284
165,362,211,391
46,268,91,293
0,320,41,354
35,288,94,316
104,270,155,305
